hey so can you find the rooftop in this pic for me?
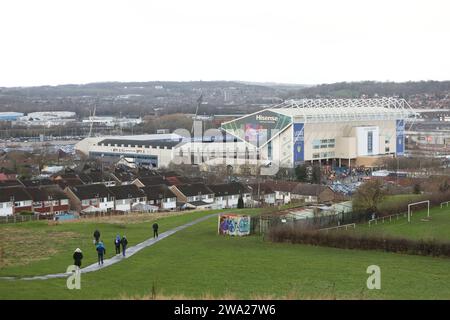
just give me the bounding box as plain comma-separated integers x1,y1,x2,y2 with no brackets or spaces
207,182,250,196
0,187,32,202
24,186,69,202
270,98,418,123
20,179,55,187
107,185,145,200
141,184,177,200
0,112,24,117
97,138,183,149
174,183,214,197
70,184,112,200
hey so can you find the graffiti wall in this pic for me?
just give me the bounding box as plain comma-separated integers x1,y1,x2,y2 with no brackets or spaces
218,214,251,236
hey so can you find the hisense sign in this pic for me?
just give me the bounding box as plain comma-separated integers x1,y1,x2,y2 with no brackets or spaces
221,110,292,148
256,114,279,122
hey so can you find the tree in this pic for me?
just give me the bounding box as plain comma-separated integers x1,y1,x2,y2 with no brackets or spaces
413,183,421,194
352,179,386,213
275,168,295,180
439,180,449,193
311,165,322,184
239,164,252,176
295,164,308,182
140,113,193,133
237,195,244,209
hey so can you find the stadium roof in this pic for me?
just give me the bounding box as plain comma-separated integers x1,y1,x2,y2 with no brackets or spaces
269,98,418,123
98,138,182,149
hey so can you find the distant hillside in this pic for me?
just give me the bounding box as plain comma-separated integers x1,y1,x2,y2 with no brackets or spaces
0,80,449,117
236,81,310,90
289,81,450,99
0,81,285,117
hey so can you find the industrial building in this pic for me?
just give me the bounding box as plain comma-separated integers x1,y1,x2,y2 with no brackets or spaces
14,111,77,127
0,112,24,121
82,116,142,127
76,98,418,171
75,134,184,168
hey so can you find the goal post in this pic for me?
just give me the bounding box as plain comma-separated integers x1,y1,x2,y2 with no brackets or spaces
407,200,430,223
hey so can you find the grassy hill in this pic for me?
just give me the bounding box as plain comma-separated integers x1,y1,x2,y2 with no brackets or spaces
355,204,450,241
0,206,449,299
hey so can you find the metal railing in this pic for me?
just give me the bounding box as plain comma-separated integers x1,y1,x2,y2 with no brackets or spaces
440,201,450,208
319,223,356,232
368,212,406,227
0,215,39,224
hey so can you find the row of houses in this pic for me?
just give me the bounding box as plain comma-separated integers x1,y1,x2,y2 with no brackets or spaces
0,185,70,216
0,166,344,216
65,184,178,213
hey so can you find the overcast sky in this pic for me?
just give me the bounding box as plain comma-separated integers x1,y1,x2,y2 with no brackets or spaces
0,0,449,87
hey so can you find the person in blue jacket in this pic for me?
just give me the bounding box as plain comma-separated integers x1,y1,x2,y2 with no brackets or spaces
96,241,106,265
114,234,121,255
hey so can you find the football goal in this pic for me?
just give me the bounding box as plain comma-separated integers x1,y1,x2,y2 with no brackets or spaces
407,200,430,223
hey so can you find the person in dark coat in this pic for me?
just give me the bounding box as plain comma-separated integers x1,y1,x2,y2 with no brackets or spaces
121,236,128,257
93,229,101,244
96,241,106,265
73,248,83,268
152,223,159,238
114,234,121,255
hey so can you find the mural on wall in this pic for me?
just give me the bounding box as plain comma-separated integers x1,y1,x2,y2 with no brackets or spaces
218,214,251,236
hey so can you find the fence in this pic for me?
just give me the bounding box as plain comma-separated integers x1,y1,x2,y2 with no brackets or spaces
251,210,371,235
79,210,128,219
0,210,128,224
0,206,192,225
0,215,40,224
368,212,407,227
440,201,450,208
319,223,356,233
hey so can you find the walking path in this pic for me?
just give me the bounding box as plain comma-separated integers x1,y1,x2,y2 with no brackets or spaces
1,213,218,281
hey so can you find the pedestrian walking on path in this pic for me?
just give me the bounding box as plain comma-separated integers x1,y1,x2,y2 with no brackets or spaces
73,248,83,268
0,213,218,281
93,229,101,244
152,222,159,238
114,234,121,255
121,236,128,257
96,241,106,265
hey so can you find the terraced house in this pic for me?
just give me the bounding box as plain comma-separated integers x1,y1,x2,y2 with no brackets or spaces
107,184,147,212
0,187,33,216
65,184,115,213
25,186,70,215
141,184,177,210
170,183,215,209
207,182,252,209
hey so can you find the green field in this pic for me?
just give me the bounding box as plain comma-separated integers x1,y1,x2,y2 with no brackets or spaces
355,205,450,241
0,205,449,300
377,194,425,211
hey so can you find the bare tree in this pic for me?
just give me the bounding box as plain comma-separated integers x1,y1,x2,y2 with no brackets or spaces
352,179,386,213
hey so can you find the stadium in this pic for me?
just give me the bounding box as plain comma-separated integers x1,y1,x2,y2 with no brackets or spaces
221,98,418,168
76,98,418,170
